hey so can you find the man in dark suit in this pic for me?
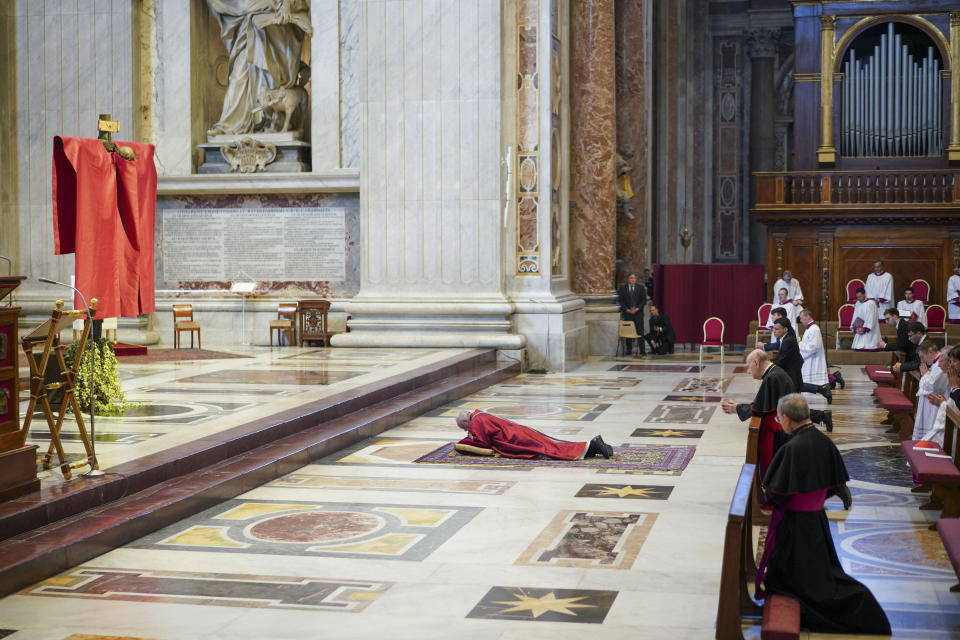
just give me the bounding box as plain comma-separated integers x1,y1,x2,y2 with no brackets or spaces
759,307,795,352
879,307,909,353
881,321,926,374
617,273,647,355
645,305,675,355
772,317,833,431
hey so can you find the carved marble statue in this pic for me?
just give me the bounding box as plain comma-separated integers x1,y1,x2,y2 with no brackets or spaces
206,0,312,136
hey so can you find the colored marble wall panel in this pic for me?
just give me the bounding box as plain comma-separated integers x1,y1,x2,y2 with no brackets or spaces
570,0,617,293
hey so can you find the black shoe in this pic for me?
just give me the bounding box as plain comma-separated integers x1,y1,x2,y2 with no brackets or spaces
820,384,833,405
834,371,845,390
587,435,613,459
821,410,833,432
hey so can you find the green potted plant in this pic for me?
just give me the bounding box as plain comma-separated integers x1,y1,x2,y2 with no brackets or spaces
63,338,133,416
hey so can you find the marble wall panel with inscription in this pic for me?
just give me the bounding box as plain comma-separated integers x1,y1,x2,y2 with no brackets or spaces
155,194,360,298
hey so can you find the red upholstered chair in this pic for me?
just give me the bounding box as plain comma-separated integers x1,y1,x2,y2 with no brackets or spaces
700,317,725,367
927,304,947,339
836,303,855,349
756,303,772,344
846,278,866,304
911,278,931,306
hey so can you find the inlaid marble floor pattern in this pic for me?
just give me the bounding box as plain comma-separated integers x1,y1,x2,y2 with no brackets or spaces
1,353,957,639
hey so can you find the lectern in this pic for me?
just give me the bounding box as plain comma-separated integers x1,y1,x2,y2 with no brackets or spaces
0,276,40,501
20,299,98,478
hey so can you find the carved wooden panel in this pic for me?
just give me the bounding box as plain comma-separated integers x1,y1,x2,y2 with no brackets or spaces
764,226,954,320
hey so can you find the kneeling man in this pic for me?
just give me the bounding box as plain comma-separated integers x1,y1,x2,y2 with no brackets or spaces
456,410,613,459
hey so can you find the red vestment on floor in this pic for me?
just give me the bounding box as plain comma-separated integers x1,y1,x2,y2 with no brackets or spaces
457,410,587,460
52,137,157,318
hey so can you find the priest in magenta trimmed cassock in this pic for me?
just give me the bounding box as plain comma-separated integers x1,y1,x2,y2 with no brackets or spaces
850,288,880,351
897,286,927,327
771,270,803,311
455,410,613,460
756,394,890,635
948,265,960,323
721,350,795,478
864,259,894,317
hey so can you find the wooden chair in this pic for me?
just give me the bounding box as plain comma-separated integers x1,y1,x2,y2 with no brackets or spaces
173,304,201,349
270,303,297,346
756,303,772,344
298,299,331,346
835,303,855,349
616,320,642,357
700,316,725,367
911,278,931,306
846,278,866,304
927,304,947,340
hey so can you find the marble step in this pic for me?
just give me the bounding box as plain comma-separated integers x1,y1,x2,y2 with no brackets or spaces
0,350,519,596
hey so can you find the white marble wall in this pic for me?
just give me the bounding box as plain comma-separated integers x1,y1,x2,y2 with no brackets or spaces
340,0,363,168
335,0,523,349
150,0,192,175
11,0,137,296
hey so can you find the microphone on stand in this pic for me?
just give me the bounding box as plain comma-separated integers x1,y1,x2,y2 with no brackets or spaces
38,277,103,477
0,255,10,276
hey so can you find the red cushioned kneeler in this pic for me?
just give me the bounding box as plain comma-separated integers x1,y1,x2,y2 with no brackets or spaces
761,594,801,640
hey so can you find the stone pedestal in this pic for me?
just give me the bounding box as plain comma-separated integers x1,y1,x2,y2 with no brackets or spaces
198,134,311,174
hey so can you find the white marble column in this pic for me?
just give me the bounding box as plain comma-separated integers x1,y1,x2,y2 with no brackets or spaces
503,0,587,370
9,0,140,315
150,0,192,176
334,0,523,350
311,0,341,171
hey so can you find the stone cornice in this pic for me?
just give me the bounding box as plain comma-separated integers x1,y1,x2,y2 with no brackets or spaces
157,170,361,195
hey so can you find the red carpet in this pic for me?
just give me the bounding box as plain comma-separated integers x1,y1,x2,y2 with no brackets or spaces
113,342,148,357
115,348,253,363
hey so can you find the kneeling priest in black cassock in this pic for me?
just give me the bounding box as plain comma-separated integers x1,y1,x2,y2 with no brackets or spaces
756,393,890,636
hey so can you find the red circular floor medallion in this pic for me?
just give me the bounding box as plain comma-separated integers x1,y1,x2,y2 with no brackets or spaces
248,511,383,543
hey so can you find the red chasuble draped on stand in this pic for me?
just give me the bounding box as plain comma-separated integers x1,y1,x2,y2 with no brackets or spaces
457,410,587,460
52,137,157,318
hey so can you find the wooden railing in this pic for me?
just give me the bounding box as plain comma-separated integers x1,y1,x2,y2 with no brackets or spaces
755,171,960,206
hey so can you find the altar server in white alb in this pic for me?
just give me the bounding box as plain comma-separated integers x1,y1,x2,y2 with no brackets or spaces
796,309,831,403
851,287,880,351
948,265,960,324
865,260,894,317
912,342,950,440
766,288,798,329
772,270,803,310
897,286,927,327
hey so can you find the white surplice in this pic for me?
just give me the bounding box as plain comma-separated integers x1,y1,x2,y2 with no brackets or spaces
798,321,828,385
913,357,950,440
921,396,954,447
897,299,927,326
851,299,880,350
865,271,894,315
772,278,803,307
766,299,798,330
948,274,960,322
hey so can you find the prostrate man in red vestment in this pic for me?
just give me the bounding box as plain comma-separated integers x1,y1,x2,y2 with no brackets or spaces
721,349,795,477
455,410,613,460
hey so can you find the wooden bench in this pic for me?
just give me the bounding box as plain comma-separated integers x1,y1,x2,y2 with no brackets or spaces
874,385,915,441
936,518,960,593
716,463,801,640
900,404,960,527
867,351,903,387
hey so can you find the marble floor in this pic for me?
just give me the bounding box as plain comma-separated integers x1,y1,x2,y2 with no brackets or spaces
19,347,466,484
2,350,958,639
